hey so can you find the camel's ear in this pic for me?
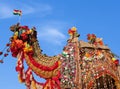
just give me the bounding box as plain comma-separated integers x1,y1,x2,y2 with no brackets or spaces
10,26,15,32
96,38,103,42
17,23,20,26
10,23,20,32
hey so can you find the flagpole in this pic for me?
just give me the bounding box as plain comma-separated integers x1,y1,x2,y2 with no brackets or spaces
18,15,21,23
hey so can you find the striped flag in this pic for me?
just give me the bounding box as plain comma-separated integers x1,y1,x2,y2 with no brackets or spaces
13,9,22,16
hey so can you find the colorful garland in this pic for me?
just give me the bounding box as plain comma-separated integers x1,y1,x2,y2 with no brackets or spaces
8,24,120,89
60,43,76,88
83,50,104,61
87,34,103,45
9,24,61,89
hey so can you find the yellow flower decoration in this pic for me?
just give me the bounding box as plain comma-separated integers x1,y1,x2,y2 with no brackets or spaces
71,26,77,32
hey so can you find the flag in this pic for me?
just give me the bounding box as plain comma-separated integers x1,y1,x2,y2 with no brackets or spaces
13,9,22,16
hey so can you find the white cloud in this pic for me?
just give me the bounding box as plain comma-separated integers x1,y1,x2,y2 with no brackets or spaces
21,3,52,16
38,27,66,45
0,4,13,19
0,2,52,19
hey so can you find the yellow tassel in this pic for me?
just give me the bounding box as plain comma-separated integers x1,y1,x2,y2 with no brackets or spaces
31,80,37,89
112,57,116,61
14,32,18,36
18,74,23,83
71,27,77,31
13,35,18,40
115,81,120,89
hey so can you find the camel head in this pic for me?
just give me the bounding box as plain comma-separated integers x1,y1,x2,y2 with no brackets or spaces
10,23,20,32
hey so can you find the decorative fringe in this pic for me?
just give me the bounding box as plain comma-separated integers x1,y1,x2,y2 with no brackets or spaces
115,81,120,89
16,52,25,83
31,80,37,89
43,72,61,89
24,54,61,78
25,67,33,87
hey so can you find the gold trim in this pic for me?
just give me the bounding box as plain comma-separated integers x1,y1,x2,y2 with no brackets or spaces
32,41,60,67
25,54,61,78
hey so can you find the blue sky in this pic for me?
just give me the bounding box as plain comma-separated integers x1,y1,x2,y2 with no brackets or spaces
0,0,120,89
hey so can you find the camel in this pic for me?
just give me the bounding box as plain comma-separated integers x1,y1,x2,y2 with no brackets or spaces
9,23,120,89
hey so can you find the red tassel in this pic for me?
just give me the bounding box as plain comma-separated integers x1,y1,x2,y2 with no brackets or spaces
16,52,25,82
0,60,3,63
114,60,119,65
25,67,33,87
0,52,3,55
6,43,10,46
4,53,8,57
20,26,29,30
7,49,10,52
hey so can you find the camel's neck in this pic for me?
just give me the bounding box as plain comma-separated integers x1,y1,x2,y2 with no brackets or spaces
10,23,60,67
32,40,59,67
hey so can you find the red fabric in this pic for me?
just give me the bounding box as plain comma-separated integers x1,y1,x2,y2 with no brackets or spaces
25,67,33,87
27,54,59,71
16,52,25,82
14,9,22,13
43,71,61,89
20,33,28,41
10,40,24,57
52,71,61,89
114,60,119,65
68,29,75,34
20,26,29,30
